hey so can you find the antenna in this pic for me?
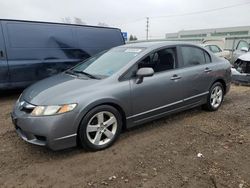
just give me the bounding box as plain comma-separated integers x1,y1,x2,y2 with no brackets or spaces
146,17,149,40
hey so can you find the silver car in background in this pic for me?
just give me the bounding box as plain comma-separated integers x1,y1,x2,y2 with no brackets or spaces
11,42,231,151
202,44,231,60
232,52,250,84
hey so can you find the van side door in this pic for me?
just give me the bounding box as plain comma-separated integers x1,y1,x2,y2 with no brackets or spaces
0,22,9,88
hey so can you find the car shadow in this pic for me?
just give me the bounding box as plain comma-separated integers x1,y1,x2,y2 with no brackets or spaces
0,89,23,100
19,106,206,160
124,106,204,134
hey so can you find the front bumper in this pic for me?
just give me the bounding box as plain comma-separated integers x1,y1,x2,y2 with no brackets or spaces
11,105,79,150
232,74,250,84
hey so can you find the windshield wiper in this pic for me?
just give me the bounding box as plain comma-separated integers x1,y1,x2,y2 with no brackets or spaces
72,70,100,79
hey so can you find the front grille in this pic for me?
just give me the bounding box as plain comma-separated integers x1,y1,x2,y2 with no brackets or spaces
35,135,46,142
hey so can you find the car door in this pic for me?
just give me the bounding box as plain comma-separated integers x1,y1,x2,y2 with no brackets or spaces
129,47,186,123
177,45,214,104
0,22,9,88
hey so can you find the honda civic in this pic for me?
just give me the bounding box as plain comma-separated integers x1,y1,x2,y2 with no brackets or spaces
11,42,231,151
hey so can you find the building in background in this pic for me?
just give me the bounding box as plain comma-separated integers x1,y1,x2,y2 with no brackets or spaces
165,26,250,39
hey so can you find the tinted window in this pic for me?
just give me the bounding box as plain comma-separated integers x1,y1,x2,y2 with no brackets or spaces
237,40,249,50
7,23,75,48
210,45,221,53
204,51,211,63
76,27,123,48
138,48,176,73
181,46,206,67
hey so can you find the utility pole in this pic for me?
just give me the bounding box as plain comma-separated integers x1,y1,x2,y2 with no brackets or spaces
146,17,149,40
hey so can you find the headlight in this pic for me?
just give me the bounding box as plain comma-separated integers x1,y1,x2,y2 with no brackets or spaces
31,104,77,116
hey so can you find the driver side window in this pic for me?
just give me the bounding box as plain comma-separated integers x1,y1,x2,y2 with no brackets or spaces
138,47,176,73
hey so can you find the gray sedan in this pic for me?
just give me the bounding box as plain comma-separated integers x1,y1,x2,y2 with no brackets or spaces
11,42,231,151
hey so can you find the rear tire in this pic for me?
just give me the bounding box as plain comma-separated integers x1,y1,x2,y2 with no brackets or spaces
78,105,122,151
203,82,224,111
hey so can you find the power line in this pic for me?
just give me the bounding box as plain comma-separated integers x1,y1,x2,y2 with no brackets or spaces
119,1,250,26
152,1,250,19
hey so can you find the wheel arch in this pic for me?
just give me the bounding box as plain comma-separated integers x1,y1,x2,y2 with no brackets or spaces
212,78,226,93
98,102,127,131
76,100,128,134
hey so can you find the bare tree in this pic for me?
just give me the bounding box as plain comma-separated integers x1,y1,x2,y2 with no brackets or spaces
61,17,72,24
74,17,86,25
129,35,138,41
98,22,109,27
61,17,86,25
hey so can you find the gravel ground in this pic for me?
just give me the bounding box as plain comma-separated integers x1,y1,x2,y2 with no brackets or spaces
0,85,249,188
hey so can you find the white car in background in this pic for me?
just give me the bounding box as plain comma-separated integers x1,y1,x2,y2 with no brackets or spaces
203,44,231,60
202,39,231,60
202,39,250,63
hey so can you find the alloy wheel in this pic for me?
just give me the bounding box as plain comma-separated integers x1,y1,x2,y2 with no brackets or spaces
210,86,223,109
86,111,118,146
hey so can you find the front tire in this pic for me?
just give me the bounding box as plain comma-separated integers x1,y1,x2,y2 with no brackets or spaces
203,82,224,111
78,105,122,151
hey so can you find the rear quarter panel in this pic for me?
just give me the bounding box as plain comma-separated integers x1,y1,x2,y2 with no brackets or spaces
210,56,231,93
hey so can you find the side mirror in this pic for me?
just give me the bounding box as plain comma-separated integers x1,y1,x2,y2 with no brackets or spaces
240,47,249,52
136,67,154,84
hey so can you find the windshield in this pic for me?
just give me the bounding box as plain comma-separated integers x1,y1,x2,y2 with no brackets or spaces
71,47,144,78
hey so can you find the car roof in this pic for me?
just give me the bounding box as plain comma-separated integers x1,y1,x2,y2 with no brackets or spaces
123,41,201,50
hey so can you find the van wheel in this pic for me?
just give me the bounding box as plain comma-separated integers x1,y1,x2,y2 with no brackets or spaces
203,82,224,111
78,105,122,151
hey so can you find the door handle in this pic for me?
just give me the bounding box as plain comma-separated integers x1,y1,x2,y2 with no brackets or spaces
171,74,182,81
204,67,212,73
0,50,3,57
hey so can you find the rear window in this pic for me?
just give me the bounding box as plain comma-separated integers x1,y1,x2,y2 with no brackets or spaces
204,51,211,63
181,46,207,67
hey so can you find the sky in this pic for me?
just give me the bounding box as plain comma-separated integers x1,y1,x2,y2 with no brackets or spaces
0,0,250,40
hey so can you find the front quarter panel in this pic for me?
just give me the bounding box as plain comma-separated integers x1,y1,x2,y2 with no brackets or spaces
73,79,131,132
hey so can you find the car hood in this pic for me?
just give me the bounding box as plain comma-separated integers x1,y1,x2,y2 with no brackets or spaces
22,73,101,105
237,53,250,62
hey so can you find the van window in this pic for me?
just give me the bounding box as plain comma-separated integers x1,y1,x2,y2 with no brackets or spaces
7,23,75,48
76,27,122,48
181,46,207,67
